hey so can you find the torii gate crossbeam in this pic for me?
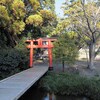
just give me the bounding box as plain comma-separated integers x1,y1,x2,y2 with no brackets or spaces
26,38,56,70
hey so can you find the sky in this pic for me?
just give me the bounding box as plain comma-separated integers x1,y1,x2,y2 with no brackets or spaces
55,0,66,18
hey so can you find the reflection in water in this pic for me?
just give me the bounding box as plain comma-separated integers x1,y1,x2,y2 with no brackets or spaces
43,93,56,100
56,95,89,100
42,93,89,100
19,86,89,100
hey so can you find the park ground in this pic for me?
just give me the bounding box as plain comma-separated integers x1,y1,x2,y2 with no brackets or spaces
34,48,100,78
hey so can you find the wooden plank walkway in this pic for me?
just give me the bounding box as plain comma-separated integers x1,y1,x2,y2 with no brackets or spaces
0,65,48,100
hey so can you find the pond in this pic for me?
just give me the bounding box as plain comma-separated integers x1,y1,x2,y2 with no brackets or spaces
19,84,89,100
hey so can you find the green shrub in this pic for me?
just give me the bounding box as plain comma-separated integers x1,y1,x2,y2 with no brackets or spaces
39,72,100,100
0,48,29,79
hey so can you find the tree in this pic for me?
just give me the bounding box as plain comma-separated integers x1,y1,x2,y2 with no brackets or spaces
39,0,55,12
0,0,26,46
24,0,56,39
0,0,56,47
53,32,78,72
52,0,100,69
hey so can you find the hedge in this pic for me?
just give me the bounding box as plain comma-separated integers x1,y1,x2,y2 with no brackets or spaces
39,72,100,100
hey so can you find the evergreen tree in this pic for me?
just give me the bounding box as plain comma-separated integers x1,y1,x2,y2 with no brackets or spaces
0,0,56,47
53,32,78,72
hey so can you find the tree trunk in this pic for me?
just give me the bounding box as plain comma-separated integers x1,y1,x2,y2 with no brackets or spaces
62,59,65,72
88,42,95,69
3,29,16,47
0,27,16,47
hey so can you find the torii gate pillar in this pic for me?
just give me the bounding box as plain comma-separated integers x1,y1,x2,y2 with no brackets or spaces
30,41,33,67
26,38,56,70
48,40,53,70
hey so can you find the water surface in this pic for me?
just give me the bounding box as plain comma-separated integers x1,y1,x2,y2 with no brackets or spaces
19,85,89,100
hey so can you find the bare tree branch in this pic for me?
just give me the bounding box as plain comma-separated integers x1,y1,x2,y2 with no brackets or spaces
73,27,90,45
81,1,93,34
81,1,96,43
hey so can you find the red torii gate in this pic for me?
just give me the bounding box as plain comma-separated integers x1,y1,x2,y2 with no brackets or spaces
26,38,56,70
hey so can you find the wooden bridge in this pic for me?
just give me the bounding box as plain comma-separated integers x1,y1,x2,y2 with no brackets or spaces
0,65,48,100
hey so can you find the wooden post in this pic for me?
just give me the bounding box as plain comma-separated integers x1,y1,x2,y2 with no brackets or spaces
30,40,33,67
48,40,53,70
